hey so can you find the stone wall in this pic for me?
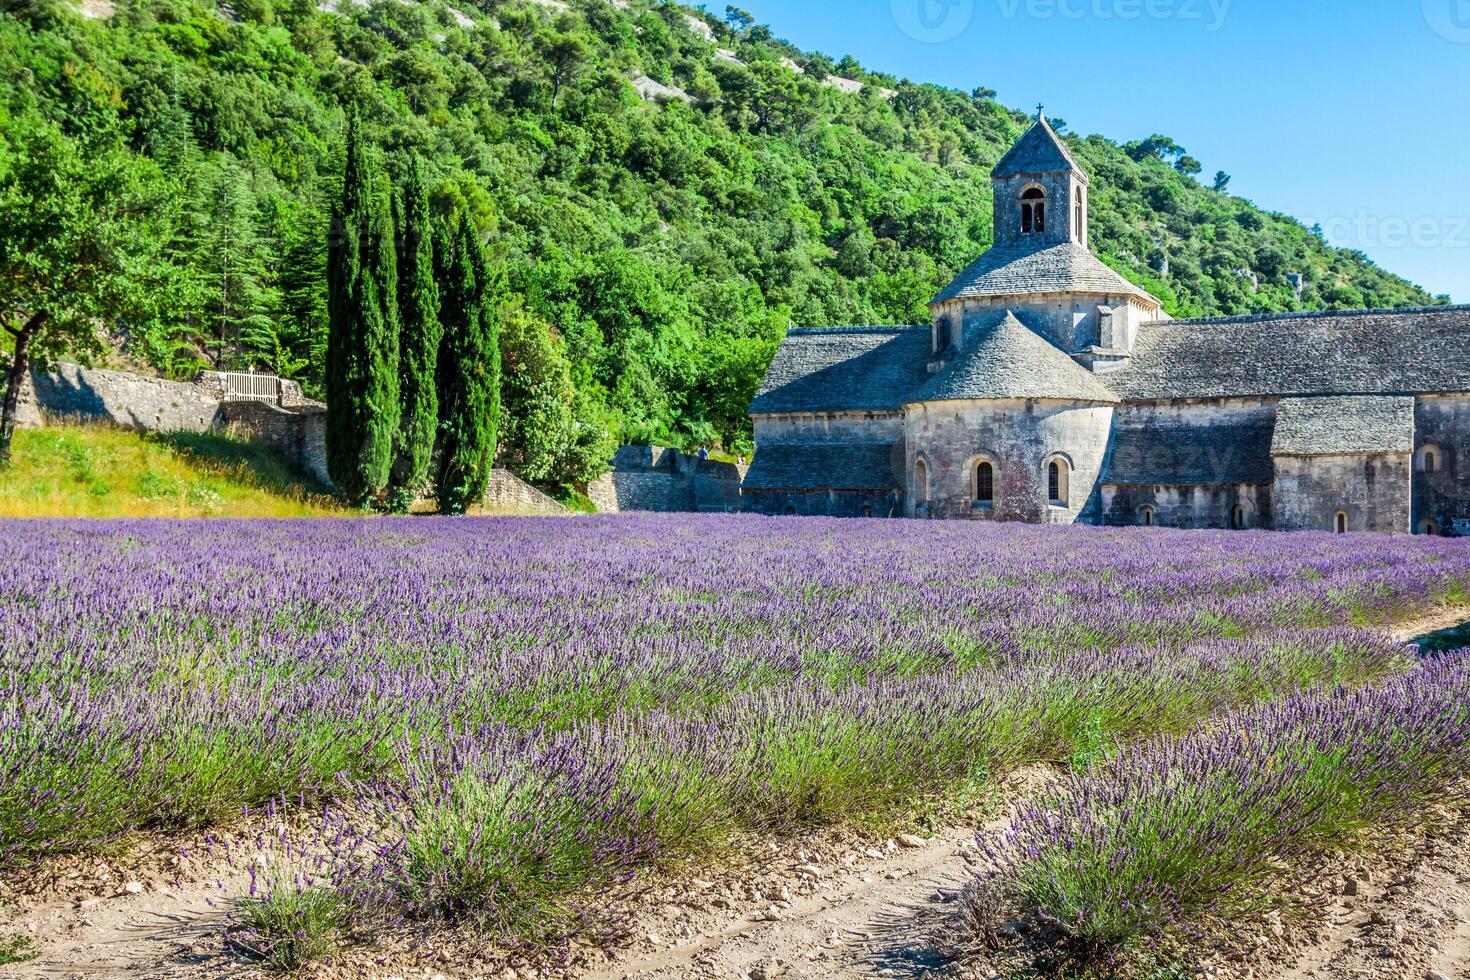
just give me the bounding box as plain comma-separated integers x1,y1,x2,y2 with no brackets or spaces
218,401,330,487
17,363,222,433
751,413,905,445
18,363,331,488
1101,483,1272,529
483,469,571,515
588,446,745,513
742,488,905,519
902,398,1114,523
1273,453,1413,534
1415,395,1470,536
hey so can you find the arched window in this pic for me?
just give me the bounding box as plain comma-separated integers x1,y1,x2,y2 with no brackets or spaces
1231,504,1246,530
1046,456,1070,508
1140,506,1155,528
914,459,930,506
1419,517,1439,536
1335,511,1348,534
1074,187,1084,241
975,461,995,505
1417,444,1443,474
1021,187,1046,235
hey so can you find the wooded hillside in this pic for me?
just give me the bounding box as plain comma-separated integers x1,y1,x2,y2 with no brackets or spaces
0,0,1442,475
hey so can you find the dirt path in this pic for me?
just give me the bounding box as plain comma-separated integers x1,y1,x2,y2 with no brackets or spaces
582,823,992,980
6,880,240,979
1389,605,1470,644
1268,812,1470,980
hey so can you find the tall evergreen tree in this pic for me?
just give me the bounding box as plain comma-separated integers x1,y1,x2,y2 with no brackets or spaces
386,156,442,512
325,114,399,505
435,218,501,515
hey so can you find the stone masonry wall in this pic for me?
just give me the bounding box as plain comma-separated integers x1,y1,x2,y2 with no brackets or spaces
19,363,331,488
218,401,330,487
1101,483,1272,529
483,470,571,515
1415,395,1470,536
17,363,222,433
588,446,745,513
1273,453,1413,534
903,398,1114,523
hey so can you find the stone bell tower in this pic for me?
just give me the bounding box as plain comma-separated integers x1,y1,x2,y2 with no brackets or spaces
990,108,1089,250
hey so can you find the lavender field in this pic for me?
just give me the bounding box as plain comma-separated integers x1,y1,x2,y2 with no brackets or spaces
3,515,1469,971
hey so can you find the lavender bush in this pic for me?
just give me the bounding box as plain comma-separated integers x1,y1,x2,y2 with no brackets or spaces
988,654,1470,959
1,515,1467,942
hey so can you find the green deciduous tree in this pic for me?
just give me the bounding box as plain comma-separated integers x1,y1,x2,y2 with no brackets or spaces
498,301,614,489
0,114,175,465
435,218,500,515
325,114,399,505
387,155,442,512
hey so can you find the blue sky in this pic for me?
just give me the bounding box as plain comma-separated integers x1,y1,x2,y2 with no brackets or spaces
729,0,1470,302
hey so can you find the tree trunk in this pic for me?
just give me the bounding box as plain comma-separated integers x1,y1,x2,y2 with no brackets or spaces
0,314,44,467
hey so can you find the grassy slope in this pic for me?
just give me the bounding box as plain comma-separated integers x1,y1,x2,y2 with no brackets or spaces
0,424,347,518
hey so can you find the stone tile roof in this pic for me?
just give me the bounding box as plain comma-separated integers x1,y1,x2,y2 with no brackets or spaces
749,327,930,415
932,242,1157,305
1111,306,1470,400
992,117,1084,179
743,443,903,491
1105,418,1276,486
915,311,1119,404
1271,396,1416,456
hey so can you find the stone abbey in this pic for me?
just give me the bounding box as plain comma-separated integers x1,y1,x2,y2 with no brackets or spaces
744,114,1470,534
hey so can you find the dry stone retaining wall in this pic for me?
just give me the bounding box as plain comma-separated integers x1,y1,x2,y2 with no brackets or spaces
588,446,745,513
17,363,222,433
483,470,571,515
18,363,331,487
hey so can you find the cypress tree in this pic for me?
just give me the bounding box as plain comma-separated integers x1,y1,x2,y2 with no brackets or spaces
386,155,441,512
325,113,399,505
435,218,501,515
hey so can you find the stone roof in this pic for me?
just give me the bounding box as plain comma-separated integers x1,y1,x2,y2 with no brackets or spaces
1105,417,1276,486
1110,306,1470,400
914,311,1119,404
743,443,903,491
932,242,1158,306
992,117,1084,179
1271,396,1416,456
749,327,930,415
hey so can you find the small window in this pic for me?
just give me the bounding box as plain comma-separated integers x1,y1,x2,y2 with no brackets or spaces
784,505,797,517
1140,506,1155,528
1074,187,1084,240
1021,187,1046,235
1231,505,1246,530
862,505,875,519
1417,444,1443,474
1046,457,1069,507
1335,511,1348,534
1419,518,1438,536
976,461,995,504
914,459,930,506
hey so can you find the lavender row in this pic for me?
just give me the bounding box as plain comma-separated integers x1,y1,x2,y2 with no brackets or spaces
985,653,1470,962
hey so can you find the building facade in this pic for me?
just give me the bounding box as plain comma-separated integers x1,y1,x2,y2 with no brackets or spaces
744,115,1470,534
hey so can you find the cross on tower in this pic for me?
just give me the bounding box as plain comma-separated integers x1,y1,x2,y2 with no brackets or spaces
1036,103,1045,121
